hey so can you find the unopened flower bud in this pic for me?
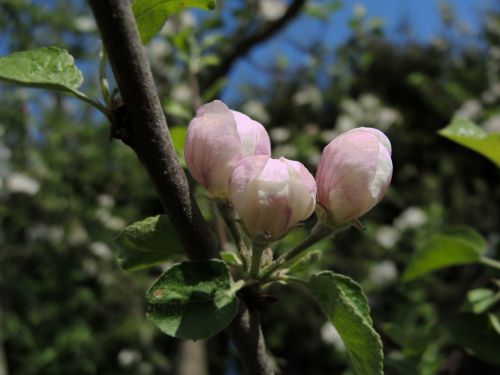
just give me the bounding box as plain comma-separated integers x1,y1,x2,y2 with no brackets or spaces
316,127,392,225
185,100,271,197
229,155,316,240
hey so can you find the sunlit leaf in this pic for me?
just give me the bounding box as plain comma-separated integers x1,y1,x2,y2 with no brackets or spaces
310,271,383,375
0,47,83,94
146,259,239,339
439,118,500,167
133,0,216,44
402,227,486,282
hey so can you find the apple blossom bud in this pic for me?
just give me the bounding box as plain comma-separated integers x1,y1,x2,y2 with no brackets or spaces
229,155,316,240
185,100,271,197
316,127,392,225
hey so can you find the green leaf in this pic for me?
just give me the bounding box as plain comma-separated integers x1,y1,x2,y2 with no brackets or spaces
133,0,216,44
466,288,500,314
220,251,242,266
288,249,322,278
146,259,239,339
489,313,500,335
0,47,83,94
200,54,220,67
402,227,486,282
439,118,500,167
116,215,183,271
164,101,192,120
310,271,383,375
449,313,500,366
169,126,188,153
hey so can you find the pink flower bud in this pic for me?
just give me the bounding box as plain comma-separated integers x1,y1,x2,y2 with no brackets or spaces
185,100,271,197
316,127,392,225
229,155,316,240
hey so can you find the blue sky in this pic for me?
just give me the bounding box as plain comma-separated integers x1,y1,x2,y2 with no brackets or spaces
222,0,495,102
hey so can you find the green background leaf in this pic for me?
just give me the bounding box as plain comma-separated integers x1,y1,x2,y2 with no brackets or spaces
402,227,486,282
310,271,383,375
133,0,216,44
466,288,500,314
0,47,83,93
115,215,184,271
146,259,238,339
449,313,500,366
439,118,500,167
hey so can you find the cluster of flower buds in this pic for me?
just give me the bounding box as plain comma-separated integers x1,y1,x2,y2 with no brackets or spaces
185,100,393,240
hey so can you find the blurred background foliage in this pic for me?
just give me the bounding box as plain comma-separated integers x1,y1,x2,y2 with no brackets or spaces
1,0,500,374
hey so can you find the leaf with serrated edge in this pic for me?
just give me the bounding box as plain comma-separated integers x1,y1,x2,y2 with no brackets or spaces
439,118,500,167
133,0,216,44
146,259,239,339
310,271,383,375
0,47,83,93
403,227,486,282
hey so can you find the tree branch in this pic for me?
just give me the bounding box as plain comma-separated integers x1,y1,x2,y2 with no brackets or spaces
227,304,275,375
202,0,307,89
86,1,273,374
88,0,216,261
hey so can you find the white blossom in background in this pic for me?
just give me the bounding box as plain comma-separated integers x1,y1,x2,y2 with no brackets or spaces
74,16,96,33
259,0,286,21
7,172,40,195
394,206,427,231
378,109,400,130
481,91,496,104
307,151,321,167
170,83,192,106
454,99,482,120
320,323,346,352
292,85,323,109
483,115,500,133
490,82,500,97
161,11,197,37
270,127,290,143
336,115,356,133
430,36,449,51
68,222,89,246
97,194,115,208
82,258,97,277
320,129,338,143
118,349,142,367
335,94,401,133
353,4,367,18
90,241,113,260
242,100,270,124
375,225,400,249
146,38,171,63
178,11,197,29
26,224,63,244
95,208,126,231
368,260,398,288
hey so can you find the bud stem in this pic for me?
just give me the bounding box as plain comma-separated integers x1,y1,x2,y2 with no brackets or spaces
217,201,248,269
261,222,334,279
250,242,268,278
